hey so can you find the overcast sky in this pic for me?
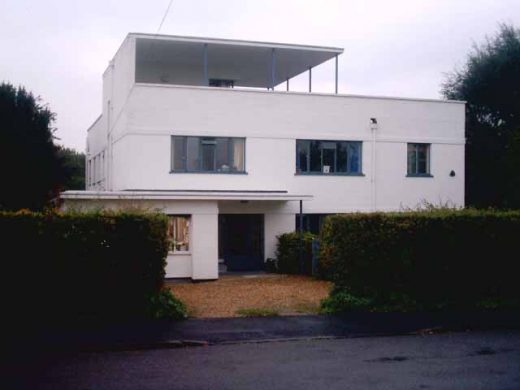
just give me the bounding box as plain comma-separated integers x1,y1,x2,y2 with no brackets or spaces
1,0,519,151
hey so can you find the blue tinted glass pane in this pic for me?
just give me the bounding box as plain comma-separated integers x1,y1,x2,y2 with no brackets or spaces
337,142,347,172
216,138,230,172
297,140,309,172
309,141,322,172
201,143,215,171
348,142,361,173
322,148,335,173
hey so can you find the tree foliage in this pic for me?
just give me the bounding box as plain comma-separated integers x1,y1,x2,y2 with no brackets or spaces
0,82,65,210
443,24,520,208
58,147,85,190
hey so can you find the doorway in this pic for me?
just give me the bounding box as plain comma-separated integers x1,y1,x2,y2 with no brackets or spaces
218,214,264,272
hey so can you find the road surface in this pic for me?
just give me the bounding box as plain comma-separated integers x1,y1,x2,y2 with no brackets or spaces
9,330,520,389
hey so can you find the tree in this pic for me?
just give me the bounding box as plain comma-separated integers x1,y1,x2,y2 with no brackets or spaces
0,82,65,210
58,147,85,191
442,24,520,209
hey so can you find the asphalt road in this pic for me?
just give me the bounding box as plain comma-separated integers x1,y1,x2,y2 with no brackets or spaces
9,330,520,390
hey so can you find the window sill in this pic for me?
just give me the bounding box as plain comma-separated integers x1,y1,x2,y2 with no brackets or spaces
170,171,248,175
406,173,434,178
168,251,191,256
295,172,365,177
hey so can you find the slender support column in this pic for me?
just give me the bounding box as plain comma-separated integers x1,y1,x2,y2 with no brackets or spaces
270,48,276,90
335,54,339,94
286,78,289,92
299,200,304,273
203,43,208,86
308,67,312,93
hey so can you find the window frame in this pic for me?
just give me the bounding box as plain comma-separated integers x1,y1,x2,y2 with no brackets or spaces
167,214,192,254
406,143,433,177
296,139,363,176
170,135,247,174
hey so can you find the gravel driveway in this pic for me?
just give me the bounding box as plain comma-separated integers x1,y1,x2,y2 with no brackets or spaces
166,274,332,318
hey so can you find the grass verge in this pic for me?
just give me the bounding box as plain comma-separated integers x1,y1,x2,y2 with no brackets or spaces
236,307,280,317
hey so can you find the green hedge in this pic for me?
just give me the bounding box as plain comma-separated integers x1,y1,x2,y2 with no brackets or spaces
0,210,184,325
275,231,317,275
320,210,520,310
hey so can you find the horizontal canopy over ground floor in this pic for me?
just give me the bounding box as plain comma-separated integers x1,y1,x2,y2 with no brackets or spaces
60,191,312,280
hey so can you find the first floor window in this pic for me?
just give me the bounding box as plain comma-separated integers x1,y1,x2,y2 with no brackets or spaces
171,136,245,173
407,143,431,176
296,140,362,174
167,215,191,252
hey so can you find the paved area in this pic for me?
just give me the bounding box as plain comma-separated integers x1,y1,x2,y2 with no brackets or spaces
10,330,520,389
18,311,520,353
167,274,332,318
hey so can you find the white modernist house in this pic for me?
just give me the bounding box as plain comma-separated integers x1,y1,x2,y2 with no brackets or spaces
61,33,465,280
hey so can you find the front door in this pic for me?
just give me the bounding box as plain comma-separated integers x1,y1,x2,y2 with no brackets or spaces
218,214,264,271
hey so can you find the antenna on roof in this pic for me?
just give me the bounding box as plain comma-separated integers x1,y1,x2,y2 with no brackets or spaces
146,0,174,62
156,0,174,34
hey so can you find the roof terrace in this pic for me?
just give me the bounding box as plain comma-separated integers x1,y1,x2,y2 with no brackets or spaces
132,33,344,93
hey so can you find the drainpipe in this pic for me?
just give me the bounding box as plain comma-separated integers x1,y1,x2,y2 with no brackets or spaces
370,118,378,211
299,199,303,273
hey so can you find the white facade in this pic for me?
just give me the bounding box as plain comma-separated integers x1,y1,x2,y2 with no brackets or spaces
65,33,465,280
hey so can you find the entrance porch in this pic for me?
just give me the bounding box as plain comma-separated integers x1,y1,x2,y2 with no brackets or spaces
59,190,312,280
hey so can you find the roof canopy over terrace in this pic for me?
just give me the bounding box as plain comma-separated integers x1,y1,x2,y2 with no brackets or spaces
133,33,343,92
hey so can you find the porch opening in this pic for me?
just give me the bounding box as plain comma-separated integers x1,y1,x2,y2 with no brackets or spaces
218,214,264,272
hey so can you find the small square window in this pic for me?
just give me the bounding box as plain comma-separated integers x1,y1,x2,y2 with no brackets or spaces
407,143,431,176
167,215,190,252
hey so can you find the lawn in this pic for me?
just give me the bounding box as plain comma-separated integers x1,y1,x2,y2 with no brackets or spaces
166,274,332,318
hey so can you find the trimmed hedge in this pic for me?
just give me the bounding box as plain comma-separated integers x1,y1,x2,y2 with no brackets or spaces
0,210,183,325
320,210,520,310
275,231,317,275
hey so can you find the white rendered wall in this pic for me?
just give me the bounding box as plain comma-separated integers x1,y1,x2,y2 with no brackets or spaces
86,36,136,191
109,84,464,212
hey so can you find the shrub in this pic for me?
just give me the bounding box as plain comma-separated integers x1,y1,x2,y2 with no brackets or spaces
147,288,187,319
263,258,278,273
275,231,317,275
320,287,374,313
0,210,185,326
320,209,520,311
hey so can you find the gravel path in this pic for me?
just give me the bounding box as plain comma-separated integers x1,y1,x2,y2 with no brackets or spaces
167,274,332,318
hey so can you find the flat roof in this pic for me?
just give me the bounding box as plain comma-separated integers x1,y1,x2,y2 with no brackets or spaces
133,33,343,89
60,190,313,201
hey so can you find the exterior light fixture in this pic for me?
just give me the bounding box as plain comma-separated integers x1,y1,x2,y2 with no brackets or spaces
370,117,378,131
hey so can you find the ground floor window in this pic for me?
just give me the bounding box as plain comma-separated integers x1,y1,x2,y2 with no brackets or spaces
295,214,331,235
167,215,191,252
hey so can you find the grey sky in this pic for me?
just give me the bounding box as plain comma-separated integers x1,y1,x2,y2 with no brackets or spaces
1,0,519,151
